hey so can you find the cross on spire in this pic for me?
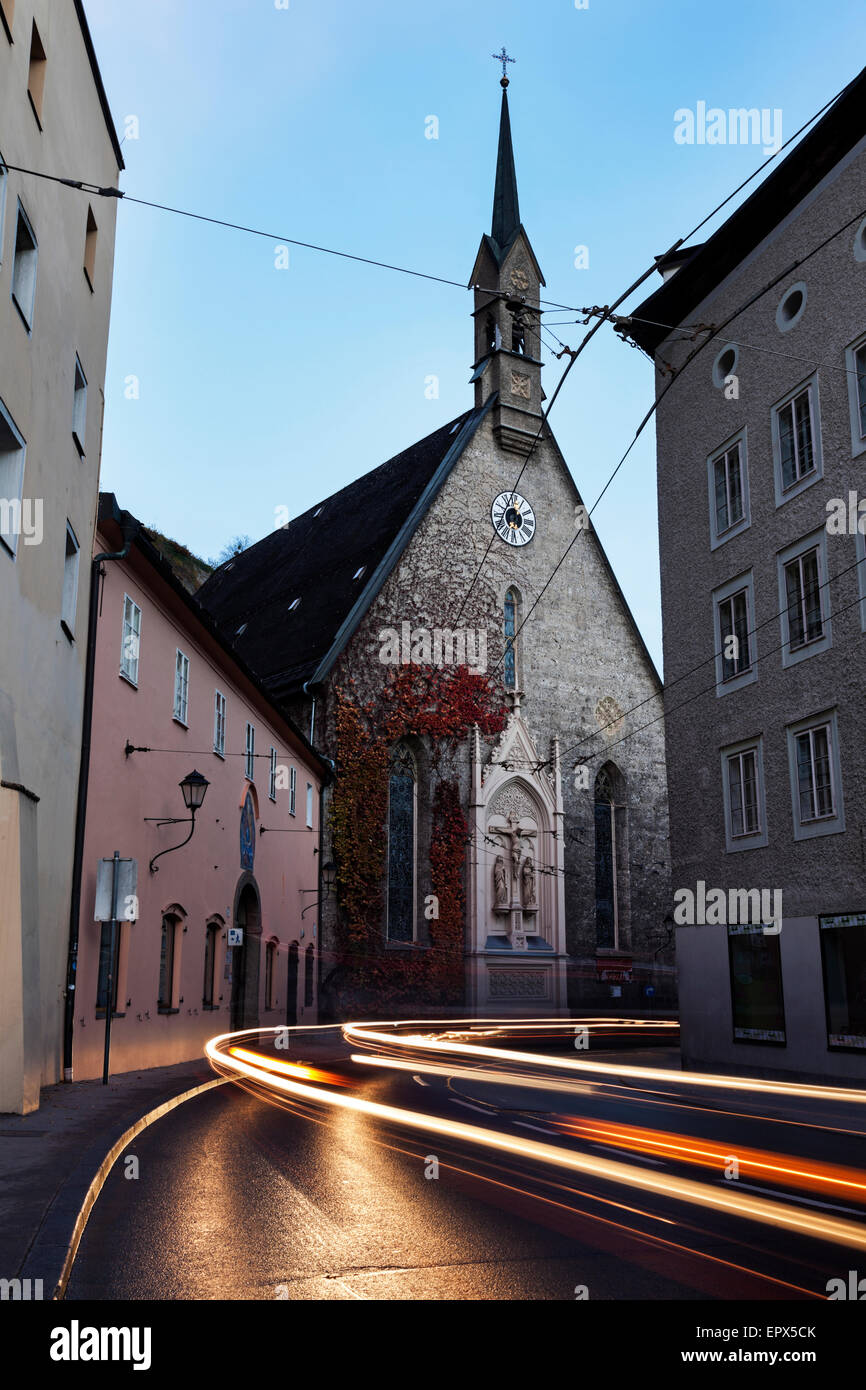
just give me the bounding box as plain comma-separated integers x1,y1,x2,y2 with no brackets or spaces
492,47,516,82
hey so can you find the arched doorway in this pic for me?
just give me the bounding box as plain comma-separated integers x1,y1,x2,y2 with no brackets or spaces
231,881,262,1031
286,942,299,1027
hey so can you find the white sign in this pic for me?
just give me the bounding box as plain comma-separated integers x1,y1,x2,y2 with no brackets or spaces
94,858,138,922
228,927,243,947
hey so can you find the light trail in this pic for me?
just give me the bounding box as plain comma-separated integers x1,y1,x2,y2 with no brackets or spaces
548,1115,866,1203
206,1028,866,1252
343,1020,866,1106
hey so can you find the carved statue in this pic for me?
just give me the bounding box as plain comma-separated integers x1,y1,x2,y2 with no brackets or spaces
521,856,536,908
493,856,508,907
511,842,522,880
510,304,529,355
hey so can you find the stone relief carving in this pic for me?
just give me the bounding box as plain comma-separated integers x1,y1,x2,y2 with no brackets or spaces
511,370,531,399
488,969,549,1000
595,695,625,738
489,783,535,824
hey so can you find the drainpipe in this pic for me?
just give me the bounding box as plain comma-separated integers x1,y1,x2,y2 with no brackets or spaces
63,512,138,1081
302,680,316,745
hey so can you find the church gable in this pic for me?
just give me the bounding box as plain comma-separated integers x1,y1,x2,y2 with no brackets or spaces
198,65,672,1018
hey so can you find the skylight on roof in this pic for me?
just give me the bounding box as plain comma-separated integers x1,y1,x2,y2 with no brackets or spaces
353,566,366,580
288,598,301,611
313,506,324,517
236,622,247,635
450,421,461,434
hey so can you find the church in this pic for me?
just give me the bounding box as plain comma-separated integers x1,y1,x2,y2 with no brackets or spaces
197,73,673,1019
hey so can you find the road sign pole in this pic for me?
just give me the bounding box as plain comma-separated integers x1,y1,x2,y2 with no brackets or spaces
102,850,120,1085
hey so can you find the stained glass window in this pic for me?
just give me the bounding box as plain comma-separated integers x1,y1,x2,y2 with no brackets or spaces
504,588,517,689
595,767,620,950
387,747,416,942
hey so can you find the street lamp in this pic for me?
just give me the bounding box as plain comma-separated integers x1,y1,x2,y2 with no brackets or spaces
147,769,210,874
301,859,337,919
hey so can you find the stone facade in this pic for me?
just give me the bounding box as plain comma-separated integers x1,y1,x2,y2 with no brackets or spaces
291,403,673,1015
633,111,866,1080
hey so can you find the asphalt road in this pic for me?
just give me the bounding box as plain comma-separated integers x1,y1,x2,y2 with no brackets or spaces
65,1027,866,1301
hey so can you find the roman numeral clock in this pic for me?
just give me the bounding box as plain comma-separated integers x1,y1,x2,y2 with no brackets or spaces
491,490,536,546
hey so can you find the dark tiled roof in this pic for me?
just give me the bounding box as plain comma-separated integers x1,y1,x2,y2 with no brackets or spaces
491,85,521,259
196,405,491,701
629,64,866,354
97,494,329,778
631,67,866,355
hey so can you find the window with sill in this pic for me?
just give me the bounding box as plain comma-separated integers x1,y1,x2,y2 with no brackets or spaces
11,200,37,329
173,649,189,724
61,521,79,638
72,356,87,455
120,595,141,683
213,690,226,756
708,432,749,547
27,21,46,127
786,711,844,841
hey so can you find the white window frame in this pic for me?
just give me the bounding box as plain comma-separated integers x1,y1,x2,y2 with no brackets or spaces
712,571,757,696
777,528,831,668
269,746,277,802
173,649,190,726
707,428,750,549
213,690,226,758
305,782,314,829
245,722,255,781
11,199,37,331
0,395,26,559
120,594,141,685
72,355,87,457
845,331,866,458
721,736,768,852
771,374,822,506
289,765,297,816
786,710,845,841
60,520,80,639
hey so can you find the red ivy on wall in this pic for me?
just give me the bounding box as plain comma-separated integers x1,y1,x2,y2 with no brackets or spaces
328,666,506,1013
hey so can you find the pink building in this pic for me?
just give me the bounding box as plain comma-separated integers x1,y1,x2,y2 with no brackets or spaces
71,495,329,1081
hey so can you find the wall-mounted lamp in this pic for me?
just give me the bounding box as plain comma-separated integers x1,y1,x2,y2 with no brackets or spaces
300,860,337,919
146,770,210,874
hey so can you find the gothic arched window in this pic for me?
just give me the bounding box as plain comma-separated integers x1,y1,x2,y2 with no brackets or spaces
386,746,416,942
504,588,518,690
594,764,626,951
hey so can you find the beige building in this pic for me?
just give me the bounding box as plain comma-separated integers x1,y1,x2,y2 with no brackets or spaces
0,0,123,1112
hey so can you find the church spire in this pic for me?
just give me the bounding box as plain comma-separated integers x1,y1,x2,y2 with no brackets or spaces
469,55,546,457
491,79,520,256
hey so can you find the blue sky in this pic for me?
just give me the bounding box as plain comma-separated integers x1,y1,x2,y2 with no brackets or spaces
84,0,866,669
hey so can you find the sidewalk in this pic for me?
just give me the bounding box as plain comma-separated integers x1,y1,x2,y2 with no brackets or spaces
0,1057,217,1295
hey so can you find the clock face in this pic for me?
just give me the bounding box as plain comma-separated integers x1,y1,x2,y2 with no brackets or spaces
491,491,536,547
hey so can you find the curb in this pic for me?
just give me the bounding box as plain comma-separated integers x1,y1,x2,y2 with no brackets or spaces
21,1073,229,1300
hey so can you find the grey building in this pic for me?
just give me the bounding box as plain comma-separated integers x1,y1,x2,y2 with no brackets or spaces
199,77,673,1019
628,67,866,1082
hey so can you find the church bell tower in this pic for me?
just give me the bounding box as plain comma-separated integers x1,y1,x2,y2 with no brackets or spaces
469,59,546,456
